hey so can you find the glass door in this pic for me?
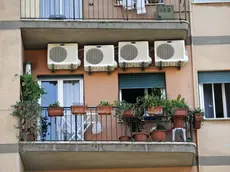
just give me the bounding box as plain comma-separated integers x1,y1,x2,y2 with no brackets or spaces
39,78,84,141
40,0,83,19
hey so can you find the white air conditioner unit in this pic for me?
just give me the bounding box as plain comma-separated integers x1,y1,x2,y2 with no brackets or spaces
47,43,81,70
118,41,152,68
84,45,117,72
154,40,188,67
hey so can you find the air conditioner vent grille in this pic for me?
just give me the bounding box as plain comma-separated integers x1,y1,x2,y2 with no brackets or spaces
86,48,103,64
120,44,138,61
49,47,67,62
157,43,174,60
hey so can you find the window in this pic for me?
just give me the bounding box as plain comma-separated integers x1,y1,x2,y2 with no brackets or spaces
199,83,230,119
193,0,230,3
120,88,165,103
118,73,166,103
40,0,82,19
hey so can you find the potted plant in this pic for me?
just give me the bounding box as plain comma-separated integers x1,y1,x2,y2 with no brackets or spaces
115,101,135,118
48,101,64,117
114,101,135,141
192,107,203,129
10,74,46,141
150,120,166,141
71,103,87,115
97,101,113,115
132,106,149,141
166,95,189,128
139,92,166,116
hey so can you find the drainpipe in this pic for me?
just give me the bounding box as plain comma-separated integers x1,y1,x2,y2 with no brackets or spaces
188,2,200,172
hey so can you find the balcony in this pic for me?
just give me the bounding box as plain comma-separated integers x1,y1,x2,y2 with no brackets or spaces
19,107,196,171
20,0,190,49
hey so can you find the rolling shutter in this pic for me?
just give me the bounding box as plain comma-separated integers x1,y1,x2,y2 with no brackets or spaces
198,71,230,84
119,73,165,89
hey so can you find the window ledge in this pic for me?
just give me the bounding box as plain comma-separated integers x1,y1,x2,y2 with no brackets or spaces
192,1,230,4
203,118,230,121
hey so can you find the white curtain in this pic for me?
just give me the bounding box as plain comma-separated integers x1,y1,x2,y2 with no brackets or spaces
57,80,84,140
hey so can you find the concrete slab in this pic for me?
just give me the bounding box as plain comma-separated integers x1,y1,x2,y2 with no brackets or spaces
19,141,196,171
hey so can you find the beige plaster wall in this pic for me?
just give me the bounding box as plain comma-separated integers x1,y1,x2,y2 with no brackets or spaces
0,30,23,144
192,3,230,36
0,153,24,172
0,0,21,20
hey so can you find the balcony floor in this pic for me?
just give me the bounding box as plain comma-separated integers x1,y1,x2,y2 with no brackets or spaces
20,20,190,49
19,141,196,171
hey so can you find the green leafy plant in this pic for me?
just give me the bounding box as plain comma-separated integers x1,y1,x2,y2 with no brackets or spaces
21,74,46,101
11,101,42,141
41,116,51,141
114,101,145,132
114,101,134,120
192,107,203,115
98,101,113,106
164,95,189,115
10,74,46,141
150,120,166,133
48,101,61,108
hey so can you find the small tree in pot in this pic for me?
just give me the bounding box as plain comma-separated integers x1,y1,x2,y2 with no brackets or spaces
114,101,135,141
192,107,203,129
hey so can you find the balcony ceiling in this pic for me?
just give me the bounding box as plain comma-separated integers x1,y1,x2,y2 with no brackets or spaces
20,141,196,171
20,20,190,49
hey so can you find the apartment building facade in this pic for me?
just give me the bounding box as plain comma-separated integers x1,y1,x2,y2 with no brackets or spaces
0,0,229,172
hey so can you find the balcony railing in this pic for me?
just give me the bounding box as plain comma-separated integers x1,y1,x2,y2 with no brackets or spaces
21,0,188,20
27,107,195,142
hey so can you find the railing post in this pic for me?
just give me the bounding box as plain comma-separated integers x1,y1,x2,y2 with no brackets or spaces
73,0,75,20
184,0,187,21
126,0,128,20
190,115,194,142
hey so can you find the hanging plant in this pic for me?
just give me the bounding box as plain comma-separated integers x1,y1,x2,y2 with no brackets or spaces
11,101,42,141
10,74,46,141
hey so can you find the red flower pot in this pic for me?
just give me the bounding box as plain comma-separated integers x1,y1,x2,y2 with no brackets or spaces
193,113,203,129
132,132,149,141
71,105,87,115
97,106,113,115
119,136,132,141
148,106,163,115
123,110,134,117
150,130,166,141
173,108,188,128
48,107,64,117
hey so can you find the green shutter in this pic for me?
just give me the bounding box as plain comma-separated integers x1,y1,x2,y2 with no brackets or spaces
198,71,230,84
119,73,165,89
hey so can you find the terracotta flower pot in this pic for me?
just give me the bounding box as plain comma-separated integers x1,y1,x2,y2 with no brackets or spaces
173,108,188,128
97,106,113,115
150,130,166,141
119,136,132,141
123,110,134,117
132,132,149,141
71,105,87,115
148,106,163,115
193,113,203,129
48,107,64,117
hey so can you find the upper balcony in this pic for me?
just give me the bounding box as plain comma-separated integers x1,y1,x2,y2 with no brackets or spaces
20,0,190,49
19,107,196,171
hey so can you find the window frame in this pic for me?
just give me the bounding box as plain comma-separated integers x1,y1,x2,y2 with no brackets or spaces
199,83,230,119
38,77,84,107
193,0,230,3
